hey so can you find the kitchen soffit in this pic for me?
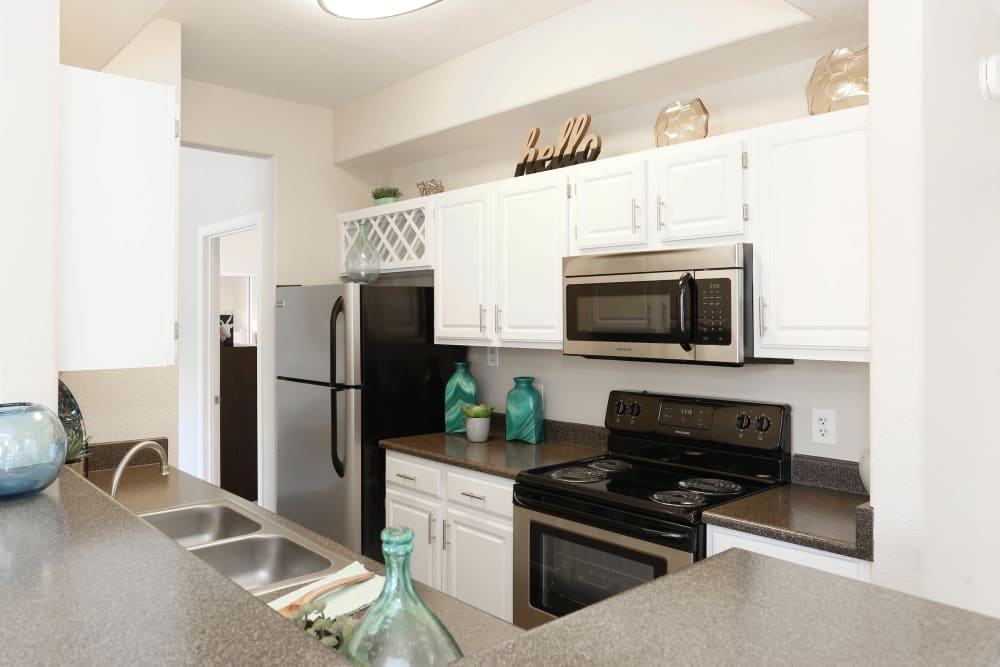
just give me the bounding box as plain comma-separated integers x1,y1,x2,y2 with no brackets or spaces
155,0,590,109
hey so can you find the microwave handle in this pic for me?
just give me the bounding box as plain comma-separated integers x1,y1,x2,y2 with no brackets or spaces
678,272,696,352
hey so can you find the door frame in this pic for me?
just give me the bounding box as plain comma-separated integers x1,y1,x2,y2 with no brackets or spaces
196,211,277,510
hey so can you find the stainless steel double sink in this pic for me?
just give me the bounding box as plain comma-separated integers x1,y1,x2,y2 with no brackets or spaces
140,499,352,595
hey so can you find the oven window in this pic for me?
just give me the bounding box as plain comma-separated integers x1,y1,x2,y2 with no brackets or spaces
566,280,683,343
529,522,667,618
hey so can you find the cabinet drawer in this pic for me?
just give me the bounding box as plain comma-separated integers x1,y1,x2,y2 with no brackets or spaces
446,470,513,519
386,454,442,498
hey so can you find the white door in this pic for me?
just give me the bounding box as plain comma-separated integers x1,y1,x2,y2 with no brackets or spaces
433,186,492,344
443,507,513,622
494,172,568,347
571,155,647,253
648,135,747,243
750,107,869,361
58,66,177,370
386,488,441,589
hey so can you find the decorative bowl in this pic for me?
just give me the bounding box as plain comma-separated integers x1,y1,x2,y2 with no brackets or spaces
0,403,68,499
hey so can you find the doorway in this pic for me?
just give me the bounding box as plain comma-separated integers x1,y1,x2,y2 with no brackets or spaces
177,146,276,510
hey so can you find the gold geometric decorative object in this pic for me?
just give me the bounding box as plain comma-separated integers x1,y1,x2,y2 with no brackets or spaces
416,179,444,196
654,98,709,147
807,46,869,115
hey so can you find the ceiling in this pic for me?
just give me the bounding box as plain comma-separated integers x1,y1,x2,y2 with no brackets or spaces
60,0,169,70
156,0,590,109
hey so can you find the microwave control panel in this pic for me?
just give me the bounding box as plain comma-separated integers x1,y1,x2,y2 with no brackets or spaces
695,278,732,346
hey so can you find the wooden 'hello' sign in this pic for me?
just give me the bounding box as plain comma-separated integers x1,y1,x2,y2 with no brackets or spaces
514,114,602,177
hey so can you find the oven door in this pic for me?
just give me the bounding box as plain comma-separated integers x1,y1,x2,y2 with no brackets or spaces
513,504,696,629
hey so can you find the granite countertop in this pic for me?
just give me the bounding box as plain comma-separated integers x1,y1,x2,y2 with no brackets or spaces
379,431,603,480
459,548,1000,666
86,465,523,659
703,484,873,560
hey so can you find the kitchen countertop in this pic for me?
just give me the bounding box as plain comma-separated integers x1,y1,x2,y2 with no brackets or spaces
703,484,873,560
379,431,604,480
86,465,524,659
459,548,1000,666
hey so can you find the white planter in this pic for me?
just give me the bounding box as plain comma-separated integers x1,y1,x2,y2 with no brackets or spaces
465,417,491,443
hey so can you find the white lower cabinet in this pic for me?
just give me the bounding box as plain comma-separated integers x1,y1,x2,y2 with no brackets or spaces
385,452,514,622
706,524,871,581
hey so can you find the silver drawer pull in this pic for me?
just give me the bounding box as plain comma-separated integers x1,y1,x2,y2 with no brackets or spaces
461,491,486,501
395,473,416,481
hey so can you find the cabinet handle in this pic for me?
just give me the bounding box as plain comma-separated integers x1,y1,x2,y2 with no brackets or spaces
656,195,665,231
479,305,486,333
631,198,639,234
442,519,449,551
758,297,768,336
495,305,502,333
395,472,416,481
428,515,435,544
461,491,486,501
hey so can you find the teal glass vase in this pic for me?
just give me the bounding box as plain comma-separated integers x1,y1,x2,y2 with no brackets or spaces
505,377,544,444
343,527,462,667
444,362,478,434
0,403,68,498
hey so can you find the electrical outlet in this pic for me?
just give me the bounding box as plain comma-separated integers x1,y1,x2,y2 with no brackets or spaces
811,408,837,445
487,347,500,367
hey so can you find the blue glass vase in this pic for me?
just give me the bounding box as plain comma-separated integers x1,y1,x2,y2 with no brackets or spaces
505,377,544,444
444,362,478,434
343,527,462,666
0,403,68,499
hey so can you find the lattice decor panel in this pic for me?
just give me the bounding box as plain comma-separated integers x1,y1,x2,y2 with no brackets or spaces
342,206,429,271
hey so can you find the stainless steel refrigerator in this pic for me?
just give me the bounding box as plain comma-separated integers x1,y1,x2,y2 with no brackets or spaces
275,283,465,559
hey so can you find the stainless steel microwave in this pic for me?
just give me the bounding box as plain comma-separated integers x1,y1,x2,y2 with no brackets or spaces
562,244,753,365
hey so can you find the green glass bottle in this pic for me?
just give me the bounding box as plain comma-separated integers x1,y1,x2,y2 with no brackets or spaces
505,376,544,444
444,362,478,434
343,527,462,667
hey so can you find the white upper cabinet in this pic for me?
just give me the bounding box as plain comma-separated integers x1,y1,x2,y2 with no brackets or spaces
749,107,870,361
647,134,747,244
433,186,492,344
570,155,647,253
58,66,178,371
493,171,568,348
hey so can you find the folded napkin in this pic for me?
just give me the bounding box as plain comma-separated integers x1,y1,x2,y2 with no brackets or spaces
268,561,384,618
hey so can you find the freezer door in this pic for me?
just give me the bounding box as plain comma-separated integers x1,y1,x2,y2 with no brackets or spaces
275,380,361,551
276,284,351,384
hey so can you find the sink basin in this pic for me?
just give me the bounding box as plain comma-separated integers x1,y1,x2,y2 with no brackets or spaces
141,503,261,548
189,535,333,592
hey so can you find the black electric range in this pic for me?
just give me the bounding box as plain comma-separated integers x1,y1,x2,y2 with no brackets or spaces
513,390,791,628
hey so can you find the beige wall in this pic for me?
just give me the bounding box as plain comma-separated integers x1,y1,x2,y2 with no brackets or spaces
0,1,60,409
58,19,183,463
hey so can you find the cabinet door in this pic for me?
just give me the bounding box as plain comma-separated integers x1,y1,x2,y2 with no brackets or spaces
433,186,492,344
494,172,568,347
570,156,647,253
750,107,869,361
648,135,746,243
58,66,177,370
386,488,441,589
443,507,513,622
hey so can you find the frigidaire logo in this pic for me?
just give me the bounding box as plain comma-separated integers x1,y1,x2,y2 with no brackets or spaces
674,430,691,436
615,346,633,352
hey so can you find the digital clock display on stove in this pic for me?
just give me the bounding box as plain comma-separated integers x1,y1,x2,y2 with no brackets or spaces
658,402,714,429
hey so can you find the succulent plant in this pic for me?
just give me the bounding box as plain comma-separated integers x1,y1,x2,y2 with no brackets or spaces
65,432,90,464
372,186,401,200
461,403,493,419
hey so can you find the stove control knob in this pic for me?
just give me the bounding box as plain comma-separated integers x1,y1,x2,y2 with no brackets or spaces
614,400,628,416
629,402,642,417
735,413,751,429
755,415,772,432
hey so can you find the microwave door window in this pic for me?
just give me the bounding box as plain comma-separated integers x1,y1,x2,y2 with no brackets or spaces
567,281,682,343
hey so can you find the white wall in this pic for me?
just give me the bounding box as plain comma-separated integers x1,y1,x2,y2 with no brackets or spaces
220,229,258,274
870,0,1000,618
0,1,60,409
58,18,182,462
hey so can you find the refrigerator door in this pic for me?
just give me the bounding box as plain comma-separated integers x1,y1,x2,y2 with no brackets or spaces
276,284,352,385
275,379,361,551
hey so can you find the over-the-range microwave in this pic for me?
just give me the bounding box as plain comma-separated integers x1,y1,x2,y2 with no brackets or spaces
563,243,774,366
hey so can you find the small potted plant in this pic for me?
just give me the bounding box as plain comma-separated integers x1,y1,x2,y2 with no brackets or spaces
461,404,493,443
65,431,90,476
372,187,401,206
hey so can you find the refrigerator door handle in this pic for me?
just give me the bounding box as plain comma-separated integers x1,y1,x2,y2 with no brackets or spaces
330,297,346,478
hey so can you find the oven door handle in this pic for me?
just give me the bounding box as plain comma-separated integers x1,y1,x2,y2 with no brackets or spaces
514,491,689,543
678,272,696,352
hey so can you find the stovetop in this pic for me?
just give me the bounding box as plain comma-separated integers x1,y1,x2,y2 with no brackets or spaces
514,390,792,526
